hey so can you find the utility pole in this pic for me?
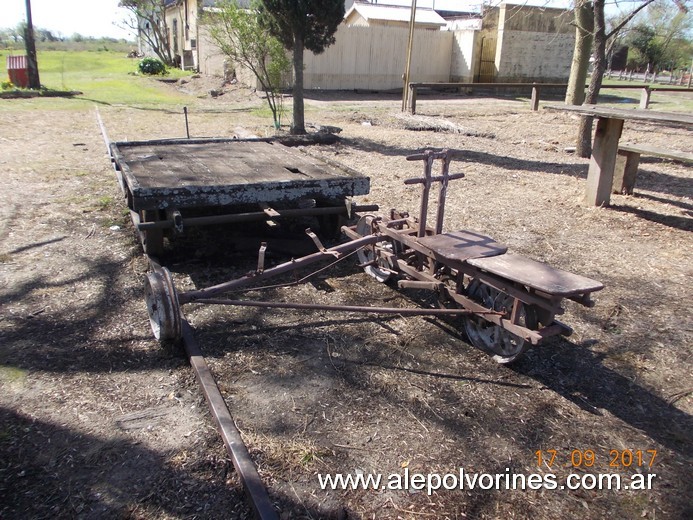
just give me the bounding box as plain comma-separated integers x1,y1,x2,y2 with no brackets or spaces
401,0,418,112
24,0,41,89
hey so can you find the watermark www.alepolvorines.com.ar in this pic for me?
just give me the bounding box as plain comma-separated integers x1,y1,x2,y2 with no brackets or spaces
318,468,657,496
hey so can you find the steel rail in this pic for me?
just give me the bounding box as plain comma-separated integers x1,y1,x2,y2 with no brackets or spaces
181,320,279,520
94,106,113,159
138,243,278,517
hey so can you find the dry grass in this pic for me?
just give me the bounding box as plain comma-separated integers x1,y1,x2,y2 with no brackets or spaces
0,79,690,519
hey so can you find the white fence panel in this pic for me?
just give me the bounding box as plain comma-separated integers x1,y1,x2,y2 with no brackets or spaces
303,25,453,90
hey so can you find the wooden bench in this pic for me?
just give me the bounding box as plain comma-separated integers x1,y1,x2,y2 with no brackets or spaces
612,143,693,195
466,253,604,299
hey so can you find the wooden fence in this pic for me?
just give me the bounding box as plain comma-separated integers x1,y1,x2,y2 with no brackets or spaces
408,82,693,113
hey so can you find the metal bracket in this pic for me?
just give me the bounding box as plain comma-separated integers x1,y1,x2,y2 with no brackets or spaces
165,209,184,234
259,202,280,218
256,242,267,274
305,228,340,258
259,203,279,228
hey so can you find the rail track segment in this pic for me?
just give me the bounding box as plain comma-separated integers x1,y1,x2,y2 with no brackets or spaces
100,109,603,517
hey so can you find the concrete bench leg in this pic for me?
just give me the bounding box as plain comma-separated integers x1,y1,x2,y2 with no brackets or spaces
612,150,640,195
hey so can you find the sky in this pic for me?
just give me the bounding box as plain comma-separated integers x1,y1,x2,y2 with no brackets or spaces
2,0,632,41
370,1,571,10
3,0,133,40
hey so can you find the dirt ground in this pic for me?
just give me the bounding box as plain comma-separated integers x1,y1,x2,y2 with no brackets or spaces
1,77,691,519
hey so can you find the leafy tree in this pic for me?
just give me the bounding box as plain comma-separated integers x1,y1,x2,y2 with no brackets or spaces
119,0,174,66
205,0,290,129
9,25,23,43
36,28,58,42
626,1,692,70
259,0,344,134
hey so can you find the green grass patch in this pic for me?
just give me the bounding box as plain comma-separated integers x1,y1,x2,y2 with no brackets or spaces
96,195,115,210
0,49,192,108
598,78,693,111
0,365,27,385
597,87,693,112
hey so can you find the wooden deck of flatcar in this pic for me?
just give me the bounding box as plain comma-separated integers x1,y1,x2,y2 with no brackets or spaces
107,137,372,255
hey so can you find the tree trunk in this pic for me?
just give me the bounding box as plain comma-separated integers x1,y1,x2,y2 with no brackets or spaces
565,0,594,105
291,36,306,135
577,0,608,158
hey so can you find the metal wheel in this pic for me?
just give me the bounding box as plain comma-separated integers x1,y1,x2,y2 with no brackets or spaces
463,279,536,364
356,215,391,283
144,267,182,346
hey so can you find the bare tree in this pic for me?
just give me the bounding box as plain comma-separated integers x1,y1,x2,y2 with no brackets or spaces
565,0,657,156
205,1,290,129
565,0,594,106
119,0,174,66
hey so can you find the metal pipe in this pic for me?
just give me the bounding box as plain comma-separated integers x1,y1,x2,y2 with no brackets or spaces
190,298,501,316
179,234,384,303
137,204,380,230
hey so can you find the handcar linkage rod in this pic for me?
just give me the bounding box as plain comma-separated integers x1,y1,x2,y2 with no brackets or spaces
191,298,504,316
179,233,384,304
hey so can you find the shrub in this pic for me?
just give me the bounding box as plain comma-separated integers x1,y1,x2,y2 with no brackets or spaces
138,57,167,75
1,80,15,90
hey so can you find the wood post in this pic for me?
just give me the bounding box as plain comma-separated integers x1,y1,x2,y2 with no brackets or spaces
612,150,640,195
24,0,41,89
401,0,418,112
639,87,651,109
410,85,417,114
530,85,540,111
584,117,624,206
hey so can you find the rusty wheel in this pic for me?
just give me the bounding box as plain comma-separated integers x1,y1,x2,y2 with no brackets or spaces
144,268,182,347
463,279,536,364
356,215,391,283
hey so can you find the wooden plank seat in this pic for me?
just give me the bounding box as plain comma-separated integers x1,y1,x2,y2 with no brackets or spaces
466,253,604,297
613,143,693,195
418,230,508,262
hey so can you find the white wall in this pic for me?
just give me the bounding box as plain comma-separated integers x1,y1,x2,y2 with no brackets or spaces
495,31,574,82
450,30,478,82
196,6,575,89
494,4,574,82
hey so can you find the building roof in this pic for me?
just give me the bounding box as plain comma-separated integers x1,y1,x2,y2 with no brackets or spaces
345,3,447,27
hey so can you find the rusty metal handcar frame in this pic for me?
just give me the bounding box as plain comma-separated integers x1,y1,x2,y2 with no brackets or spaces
145,149,604,364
